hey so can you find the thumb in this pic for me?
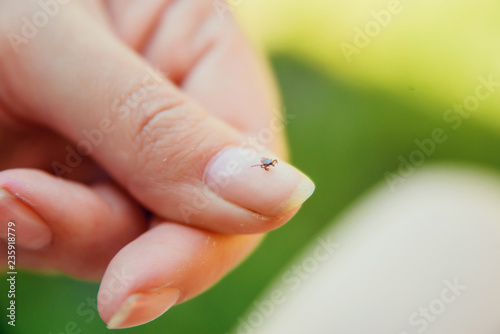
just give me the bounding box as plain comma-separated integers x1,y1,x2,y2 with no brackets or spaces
1,2,314,233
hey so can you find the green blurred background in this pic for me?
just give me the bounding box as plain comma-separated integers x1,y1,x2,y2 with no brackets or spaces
3,0,500,333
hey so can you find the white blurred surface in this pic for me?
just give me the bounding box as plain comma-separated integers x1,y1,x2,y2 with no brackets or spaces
234,165,500,334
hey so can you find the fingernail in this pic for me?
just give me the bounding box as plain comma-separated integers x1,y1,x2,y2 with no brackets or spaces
107,287,180,329
205,147,315,216
0,188,52,250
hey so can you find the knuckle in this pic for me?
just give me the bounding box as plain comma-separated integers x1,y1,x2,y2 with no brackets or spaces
115,85,209,177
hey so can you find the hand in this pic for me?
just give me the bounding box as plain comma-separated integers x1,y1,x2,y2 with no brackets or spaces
0,0,314,329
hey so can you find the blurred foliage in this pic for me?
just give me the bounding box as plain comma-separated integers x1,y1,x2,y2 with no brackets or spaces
3,1,500,333
4,54,500,334
238,0,500,129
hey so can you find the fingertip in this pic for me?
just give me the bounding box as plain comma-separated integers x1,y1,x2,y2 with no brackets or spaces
106,287,180,329
98,223,261,327
205,147,315,216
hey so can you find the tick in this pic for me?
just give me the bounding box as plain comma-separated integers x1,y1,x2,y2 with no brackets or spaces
252,158,278,171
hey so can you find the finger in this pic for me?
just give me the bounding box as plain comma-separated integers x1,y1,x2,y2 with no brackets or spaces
0,169,146,279
1,3,314,234
107,0,285,150
0,123,108,184
97,221,261,329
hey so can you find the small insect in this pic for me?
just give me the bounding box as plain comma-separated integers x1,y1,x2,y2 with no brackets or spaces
252,157,278,171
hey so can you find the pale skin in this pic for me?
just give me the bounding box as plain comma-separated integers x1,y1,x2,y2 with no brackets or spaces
0,0,315,329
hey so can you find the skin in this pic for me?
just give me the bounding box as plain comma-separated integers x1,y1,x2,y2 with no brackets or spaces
0,0,312,328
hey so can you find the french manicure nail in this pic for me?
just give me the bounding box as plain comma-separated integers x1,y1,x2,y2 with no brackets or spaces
0,188,52,250
205,147,315,216
107,287,180,329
